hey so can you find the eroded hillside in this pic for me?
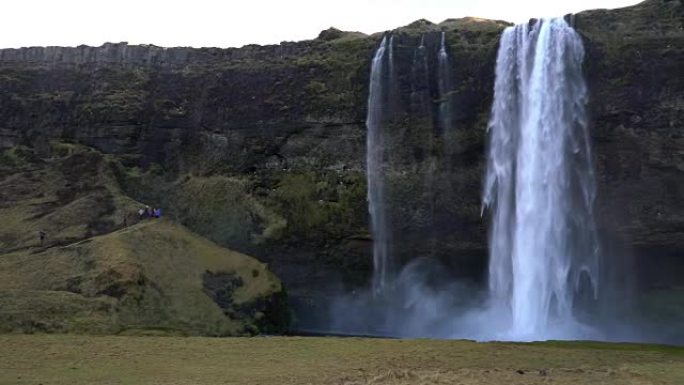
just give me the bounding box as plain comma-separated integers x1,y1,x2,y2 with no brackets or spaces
0,144,288,335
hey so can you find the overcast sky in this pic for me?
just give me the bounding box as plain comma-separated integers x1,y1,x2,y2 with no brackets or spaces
1,0,641,49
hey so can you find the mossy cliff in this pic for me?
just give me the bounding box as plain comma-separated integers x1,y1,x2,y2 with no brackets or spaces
0,0,681,329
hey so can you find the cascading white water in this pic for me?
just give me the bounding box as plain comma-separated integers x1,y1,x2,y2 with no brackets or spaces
410,35,429,112
437,31,452,131
389,35,396,88
483,18,600,339
330,21,613,342
368,36,391,294
414,34,437,257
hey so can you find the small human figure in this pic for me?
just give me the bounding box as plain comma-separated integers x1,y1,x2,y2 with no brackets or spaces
39,231,46,247
138,207,145,219
145,205,152,218
153,208,161,218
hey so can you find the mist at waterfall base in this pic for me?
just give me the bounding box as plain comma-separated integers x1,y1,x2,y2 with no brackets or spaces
324,18,680,344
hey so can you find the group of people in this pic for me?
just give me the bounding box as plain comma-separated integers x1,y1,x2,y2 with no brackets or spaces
38,205,163,245
138,205,162,219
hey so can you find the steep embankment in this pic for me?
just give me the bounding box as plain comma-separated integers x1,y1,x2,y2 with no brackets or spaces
0,0,681,328
0,145,288,335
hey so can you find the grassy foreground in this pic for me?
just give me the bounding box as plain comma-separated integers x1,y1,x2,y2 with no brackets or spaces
0,335,682,385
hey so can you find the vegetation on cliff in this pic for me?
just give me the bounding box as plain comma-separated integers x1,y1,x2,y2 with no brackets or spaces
0,144,289,335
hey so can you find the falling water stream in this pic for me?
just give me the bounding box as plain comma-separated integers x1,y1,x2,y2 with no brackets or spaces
357,19,599,341
437,31,452,132
483,17,599,339
367,36,391,294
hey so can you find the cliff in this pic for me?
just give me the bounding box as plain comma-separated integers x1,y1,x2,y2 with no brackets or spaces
0,0,681,329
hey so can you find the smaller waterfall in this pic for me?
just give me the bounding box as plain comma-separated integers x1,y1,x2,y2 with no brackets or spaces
415,35,438,256
387,35,400,114
410,35,430,115
367,36,392,294
389,35,396,83
437,32,453,132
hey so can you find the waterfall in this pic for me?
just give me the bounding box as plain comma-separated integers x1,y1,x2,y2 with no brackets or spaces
389,35,396,90
410,35,435,245
367,36,392,294
483,18,599,339
437,31,452,132
410,35,430,115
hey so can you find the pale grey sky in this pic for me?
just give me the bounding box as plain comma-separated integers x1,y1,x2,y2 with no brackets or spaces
2,0,642,49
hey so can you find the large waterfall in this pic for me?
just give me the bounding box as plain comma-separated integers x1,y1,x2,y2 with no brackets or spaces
344,20,602,340
483,18,600,339
367,36,392,294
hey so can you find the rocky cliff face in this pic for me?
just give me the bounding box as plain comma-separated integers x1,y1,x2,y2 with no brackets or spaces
577,0,684,253
0,0,681,327
575,0,684,295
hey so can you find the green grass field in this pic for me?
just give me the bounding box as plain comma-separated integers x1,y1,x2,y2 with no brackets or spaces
0,335,682,384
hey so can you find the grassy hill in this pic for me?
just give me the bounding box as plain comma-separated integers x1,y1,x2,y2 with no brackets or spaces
0,143,289,336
